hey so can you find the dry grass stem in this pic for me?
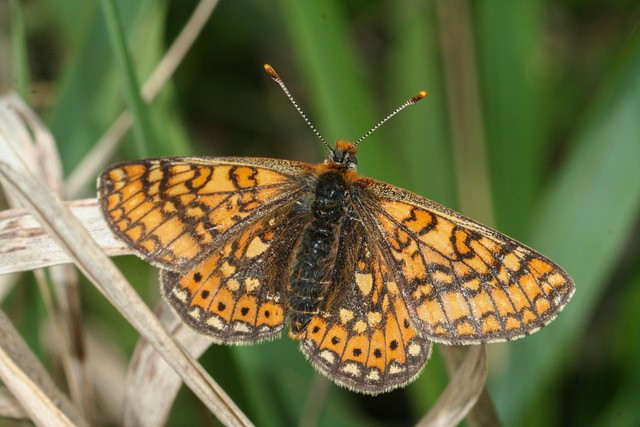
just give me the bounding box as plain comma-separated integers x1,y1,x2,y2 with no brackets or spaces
32,269,75,401
0,273,19,302
84,328,129,423
299,374,331,427
0,386,27,419
0,198,130,274
41,322,129,425
417,345,487,427
35,267,97,423
0,93,62,194
49,264,97,423
0,310,88,426
1,93,96,422
440,346,501,427
123,301,213,427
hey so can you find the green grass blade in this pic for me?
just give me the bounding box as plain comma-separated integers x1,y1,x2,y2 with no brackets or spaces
493,36,640,425
278,0,373,139
130,1,192,157
385,1,456,209
99,0,152,157
46,1,149,173
474,2,547,236
276,0,398,179
594,266,640,426
9,0,30,100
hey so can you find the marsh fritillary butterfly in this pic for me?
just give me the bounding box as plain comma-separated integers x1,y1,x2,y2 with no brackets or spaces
98,65,574,394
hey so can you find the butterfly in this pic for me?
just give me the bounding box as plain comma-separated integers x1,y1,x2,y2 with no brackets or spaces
98,64,574,395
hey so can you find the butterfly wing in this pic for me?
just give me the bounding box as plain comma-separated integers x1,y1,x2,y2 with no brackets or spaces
161,203,309,343
98,157,311,271
296,218,431,394
99,156,317,343
354,178,575,344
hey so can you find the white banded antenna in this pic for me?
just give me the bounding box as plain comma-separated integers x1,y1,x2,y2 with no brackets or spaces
264,63,428,149
263,64,333,153
355,90,428,146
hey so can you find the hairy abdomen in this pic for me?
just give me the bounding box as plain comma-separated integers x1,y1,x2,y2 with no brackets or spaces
288,171,348,335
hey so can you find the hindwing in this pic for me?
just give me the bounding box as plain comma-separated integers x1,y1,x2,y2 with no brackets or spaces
296,219,431,394
161,203,308,343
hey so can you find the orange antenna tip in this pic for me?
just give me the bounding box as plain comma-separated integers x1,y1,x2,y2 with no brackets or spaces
263,63,332,151
263,64,281,81
355,89,429,145
411,90,428,103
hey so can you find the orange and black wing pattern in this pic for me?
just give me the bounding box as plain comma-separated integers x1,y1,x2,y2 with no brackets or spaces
295,221,431,394
98,157,309,271
98,151,575,393
99,157,312,343
161,204,309,343
356,178,575,345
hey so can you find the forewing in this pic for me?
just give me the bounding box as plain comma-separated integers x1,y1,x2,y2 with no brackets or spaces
356,178,575,344
98,157,310,271
161,203,308,343
296,224,431,395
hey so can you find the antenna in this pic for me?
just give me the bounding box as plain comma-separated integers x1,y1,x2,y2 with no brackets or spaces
355,90,428,146
263,64,333,153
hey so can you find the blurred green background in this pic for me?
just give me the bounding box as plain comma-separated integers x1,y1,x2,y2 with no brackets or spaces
1,0,639,425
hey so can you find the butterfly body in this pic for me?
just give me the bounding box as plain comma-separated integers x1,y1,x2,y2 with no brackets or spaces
288,168,349,335
288,142,361,333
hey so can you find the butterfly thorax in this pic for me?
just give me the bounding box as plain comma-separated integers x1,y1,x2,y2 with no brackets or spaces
288,164,354,337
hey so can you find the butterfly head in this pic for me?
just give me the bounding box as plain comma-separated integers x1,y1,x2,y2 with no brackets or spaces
329,140,358,170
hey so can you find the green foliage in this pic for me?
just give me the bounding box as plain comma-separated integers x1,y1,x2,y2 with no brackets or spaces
3,0,639,425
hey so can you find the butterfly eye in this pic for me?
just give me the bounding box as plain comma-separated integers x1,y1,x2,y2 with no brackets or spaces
329,150,357,169
346,154,357,169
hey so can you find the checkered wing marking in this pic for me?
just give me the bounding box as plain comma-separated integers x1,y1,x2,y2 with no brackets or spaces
359,179,575,344
98,157,310,271
161,204,308,343
297,225,431,395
